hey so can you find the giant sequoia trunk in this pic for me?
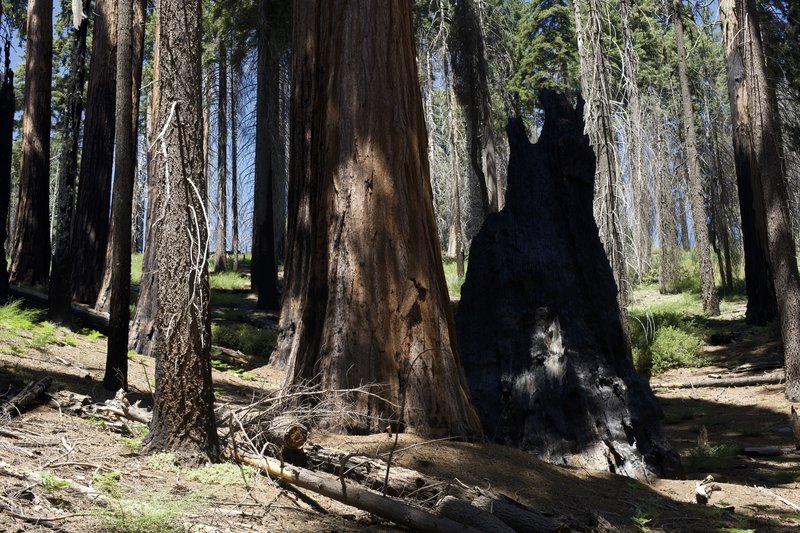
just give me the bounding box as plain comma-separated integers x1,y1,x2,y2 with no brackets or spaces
143,0,218,461
10,0,52,288
456,91,679,478
721,0,800,401
271,0,481,438
71,0,117,304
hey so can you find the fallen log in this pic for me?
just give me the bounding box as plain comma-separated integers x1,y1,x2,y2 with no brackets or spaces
471,494,565,532
234,451,480,533
8,284,108,330
651,370,784,390
264,415,308,450
436,496,514,532
0,376,53,420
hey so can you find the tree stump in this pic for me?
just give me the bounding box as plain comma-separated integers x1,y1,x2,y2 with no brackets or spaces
456,90,679,478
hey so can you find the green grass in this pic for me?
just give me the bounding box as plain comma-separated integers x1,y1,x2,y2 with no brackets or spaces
37,471,72,492
131,253,143,286
98,493,194,533
0,300,68,352
184,463,256,487
209,270,250,291
443,257,467,299
211,323,277,358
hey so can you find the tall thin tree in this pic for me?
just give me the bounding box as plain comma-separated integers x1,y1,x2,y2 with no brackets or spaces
214,35,228,273
48,1,91,323
0,43,13,300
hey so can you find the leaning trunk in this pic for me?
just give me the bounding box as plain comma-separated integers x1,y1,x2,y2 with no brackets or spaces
271,0,481,437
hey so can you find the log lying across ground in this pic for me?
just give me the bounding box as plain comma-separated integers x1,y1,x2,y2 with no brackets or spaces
235,451,481,533
0,376,53,421
651,370,785,390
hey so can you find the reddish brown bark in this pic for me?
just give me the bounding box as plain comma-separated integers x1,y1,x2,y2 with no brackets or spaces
271,0,481,438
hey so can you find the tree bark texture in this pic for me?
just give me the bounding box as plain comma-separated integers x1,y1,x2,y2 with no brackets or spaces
231,70,239,272
448,0,502,214
444,56,464,279
129,10,160,357
456,92,679,478
656,111,679,294
720,0,800,400
0,47,13,300
214,37,228,273
94,0,148,314
71,0,117,304
673,0,720,316
48,0,90,323
250,0,280,310
143,0,219,461
271,0,481,438
104,0,136,392
10,0,53,288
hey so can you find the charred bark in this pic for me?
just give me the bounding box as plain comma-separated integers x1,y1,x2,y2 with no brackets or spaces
456,91,679,478
48,0,90,324
271,0,481,437
143,0,218,461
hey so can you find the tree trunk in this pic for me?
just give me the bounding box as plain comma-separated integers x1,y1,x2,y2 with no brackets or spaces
104,0,135,392
657,119,679,294
129,7,160,357
94,0,148,315
720,0,800,401
251,0,280,311
10,0,53,288
271,0,481,438
231,70,239,273
214,37,228,273
673,0,720,315
444,56,464,279
48,1,90,323
574,0,630,336
0,46,12,300
70,0,117,304
456,92,679,479
143,0,219,461
449,0,501,215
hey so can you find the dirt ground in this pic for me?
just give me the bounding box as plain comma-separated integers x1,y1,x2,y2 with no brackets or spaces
1,301,799,532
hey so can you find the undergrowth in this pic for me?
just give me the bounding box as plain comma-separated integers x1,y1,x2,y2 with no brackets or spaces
443,257,467,299
211,322,277,358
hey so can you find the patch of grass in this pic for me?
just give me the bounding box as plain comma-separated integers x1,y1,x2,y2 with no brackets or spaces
631,509,653,532
682,444,740,473
37,471,71,491
131,253,143,286
92,470,122,497
209,270,250,291
30,321,58,350
127,350,148,364
184,462,255,486
774,470,800,484
442,257,467,300
80,328,105,340
0,299,39,332
663,406,697,425
146,452,178,473
210,289,254,308
98,493,194,533
0,301,66,352
120,423,149,453
211,323,276,358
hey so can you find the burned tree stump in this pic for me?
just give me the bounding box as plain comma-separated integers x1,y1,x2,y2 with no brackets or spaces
456,90,679,478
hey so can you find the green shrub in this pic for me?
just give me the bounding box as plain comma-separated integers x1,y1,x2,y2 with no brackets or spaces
683,444,740,473
649,325,706,374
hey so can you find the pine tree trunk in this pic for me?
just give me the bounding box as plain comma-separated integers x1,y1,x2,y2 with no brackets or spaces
70,0,117,304
657,112,679,294
104,0,135,392
251,0,280,310
10,0,52,288
48,0,90,323
94,0,148,314
271,0,481,438
214,38,228,273
231,70,239,273
720,0,800,400
673,0,719,315
143,0,219,461
444,57,464,279
0,49,13,300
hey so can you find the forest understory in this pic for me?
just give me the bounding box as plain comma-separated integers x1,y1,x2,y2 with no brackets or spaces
0,272,799,533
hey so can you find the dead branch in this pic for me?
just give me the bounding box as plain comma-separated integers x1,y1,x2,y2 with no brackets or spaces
234,450,480,533
0,376,53,422
757,486,800,513
651,370,784,389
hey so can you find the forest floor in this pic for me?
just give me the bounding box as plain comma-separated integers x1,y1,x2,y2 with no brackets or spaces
0,282,799,532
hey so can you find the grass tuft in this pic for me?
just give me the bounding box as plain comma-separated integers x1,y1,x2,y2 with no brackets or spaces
682,444,740,473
